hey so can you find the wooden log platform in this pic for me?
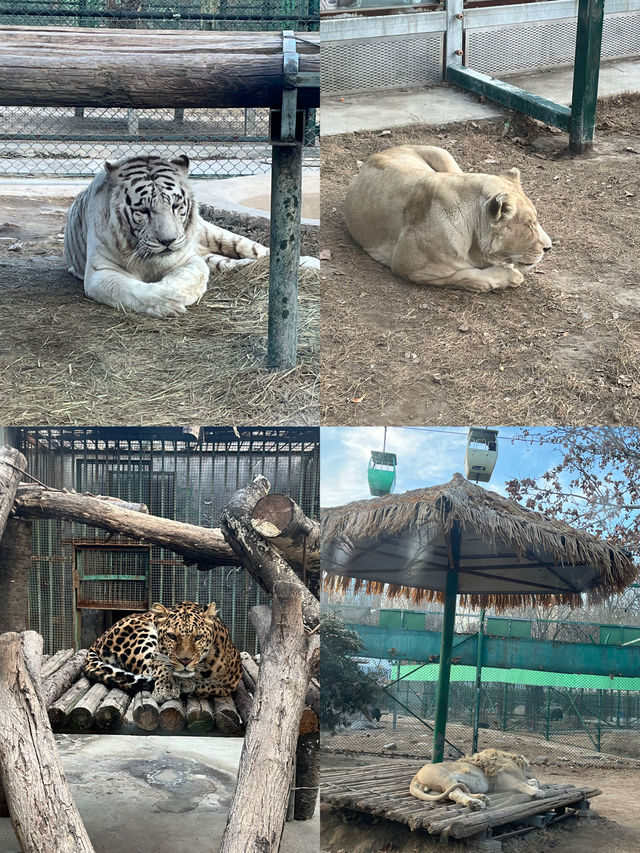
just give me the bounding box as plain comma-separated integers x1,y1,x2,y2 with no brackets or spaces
321,763,601,844
45,649,257,737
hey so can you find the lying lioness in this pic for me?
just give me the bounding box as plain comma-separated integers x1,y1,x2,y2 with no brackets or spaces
409,749,545,810
344,145,552,293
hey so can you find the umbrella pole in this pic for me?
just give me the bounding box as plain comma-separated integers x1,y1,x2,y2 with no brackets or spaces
432,524,460,764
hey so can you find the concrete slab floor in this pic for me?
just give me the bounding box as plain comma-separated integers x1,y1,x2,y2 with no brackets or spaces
0,170,320,225
0,735,319,853
321,57,640,135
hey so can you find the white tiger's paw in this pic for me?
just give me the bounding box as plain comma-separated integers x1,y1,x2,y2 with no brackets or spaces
300,255,320,270
144,279,206,317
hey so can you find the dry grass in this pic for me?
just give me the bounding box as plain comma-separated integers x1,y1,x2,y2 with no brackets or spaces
0,211,319,425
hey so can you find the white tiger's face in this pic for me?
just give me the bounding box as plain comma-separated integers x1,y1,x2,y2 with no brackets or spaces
105,154,197,260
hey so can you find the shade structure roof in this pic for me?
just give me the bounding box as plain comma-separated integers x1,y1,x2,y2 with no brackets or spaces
322,473,637,610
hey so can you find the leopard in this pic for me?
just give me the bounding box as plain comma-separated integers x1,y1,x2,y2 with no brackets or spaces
84,600,243,705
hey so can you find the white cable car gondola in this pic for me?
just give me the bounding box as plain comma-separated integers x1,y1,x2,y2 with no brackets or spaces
464,428,498,483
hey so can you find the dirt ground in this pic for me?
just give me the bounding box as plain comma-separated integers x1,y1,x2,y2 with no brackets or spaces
320,93,640,426
321,753,640,853
0,199,318,425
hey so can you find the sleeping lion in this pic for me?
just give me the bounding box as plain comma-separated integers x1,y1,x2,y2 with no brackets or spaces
409,749,545,810
344,145,552,293
65,154,318,317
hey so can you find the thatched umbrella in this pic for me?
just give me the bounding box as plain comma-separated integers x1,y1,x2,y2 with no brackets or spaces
322,473,637,762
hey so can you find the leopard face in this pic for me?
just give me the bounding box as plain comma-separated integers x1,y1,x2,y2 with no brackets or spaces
151,601,219,676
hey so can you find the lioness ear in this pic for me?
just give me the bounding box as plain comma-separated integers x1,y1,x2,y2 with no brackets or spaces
488,192,516,221
500,167,521,185
170,155,190,175
151,602,170,623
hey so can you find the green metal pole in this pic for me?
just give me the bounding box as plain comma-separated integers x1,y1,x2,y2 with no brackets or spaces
432,523,460,764
569,0,605,153
267,141,302,370
502,682,508,731
472,609,485,754
546,686,551,741
597,690,602,751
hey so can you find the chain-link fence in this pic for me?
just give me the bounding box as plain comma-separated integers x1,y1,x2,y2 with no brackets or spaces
321,607,640,768
0,0,318,177
18,426,319,655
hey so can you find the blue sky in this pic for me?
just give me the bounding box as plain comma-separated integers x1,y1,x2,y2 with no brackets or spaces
320,427,566,507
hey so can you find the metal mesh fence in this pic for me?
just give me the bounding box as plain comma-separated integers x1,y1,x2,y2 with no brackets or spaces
321,609,640,768
19,426,320,655
0,0,318,177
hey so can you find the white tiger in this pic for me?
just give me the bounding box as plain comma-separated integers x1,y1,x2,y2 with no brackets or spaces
64,154,318,318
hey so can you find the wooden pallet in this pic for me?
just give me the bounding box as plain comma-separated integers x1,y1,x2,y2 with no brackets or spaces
321,762,601,842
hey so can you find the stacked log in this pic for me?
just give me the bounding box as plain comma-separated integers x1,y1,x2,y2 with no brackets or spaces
132,691,160,731
42,649,262,735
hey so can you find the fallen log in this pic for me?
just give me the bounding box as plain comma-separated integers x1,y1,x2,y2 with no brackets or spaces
0,27,319,109
71,682,109,729
14,485,238,568
42,649,88,707
213,696,243,736
0,631,95,853
48,676,92,727
220,476,320,628
132,691,160,731
250,493,320,578
218,581,319,853
94,687,132,730
186,696,214,734
159,699,186,733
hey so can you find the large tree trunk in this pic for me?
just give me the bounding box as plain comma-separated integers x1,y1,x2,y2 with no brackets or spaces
0,517,32,634
0,446,26,541
0,631,95,853
218,582,319,853
220,476,320,628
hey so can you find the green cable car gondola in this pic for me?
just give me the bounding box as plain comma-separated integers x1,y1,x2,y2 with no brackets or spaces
368,428,397,496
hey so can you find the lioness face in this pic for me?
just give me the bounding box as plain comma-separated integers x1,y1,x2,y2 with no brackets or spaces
487,169,552,269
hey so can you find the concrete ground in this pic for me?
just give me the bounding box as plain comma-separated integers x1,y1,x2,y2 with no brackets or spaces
322,57,640,134
0,169,320,225
0,735,319,853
